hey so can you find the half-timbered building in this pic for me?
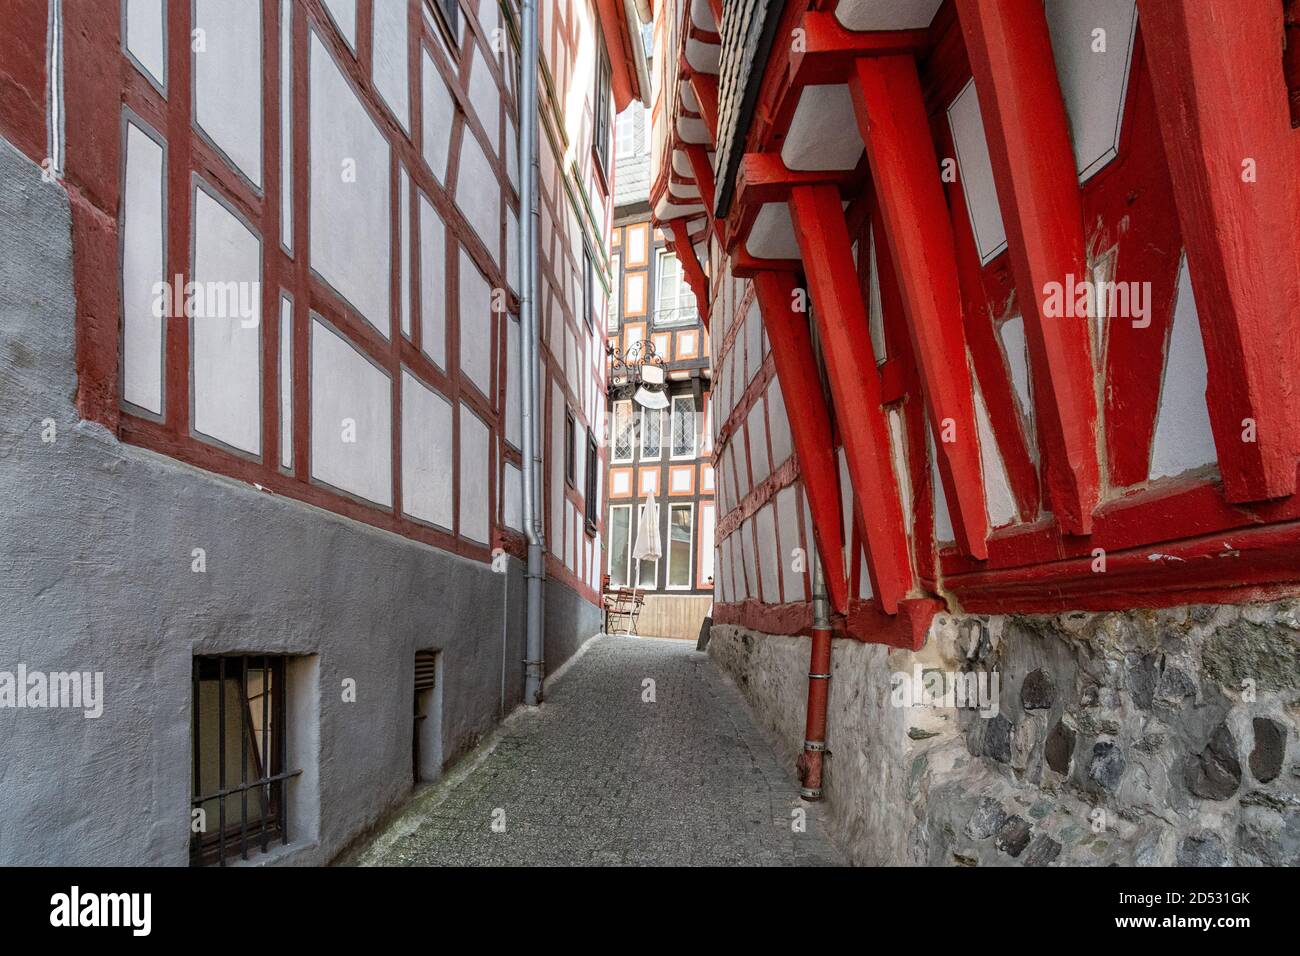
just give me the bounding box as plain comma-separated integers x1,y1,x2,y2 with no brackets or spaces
654,0,1300,865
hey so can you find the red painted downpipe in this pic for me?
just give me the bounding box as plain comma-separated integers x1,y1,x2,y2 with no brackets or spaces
797,561,832,799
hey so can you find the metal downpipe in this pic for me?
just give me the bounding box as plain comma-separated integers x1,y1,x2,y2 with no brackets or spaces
519,0,546,706
798,557,832,799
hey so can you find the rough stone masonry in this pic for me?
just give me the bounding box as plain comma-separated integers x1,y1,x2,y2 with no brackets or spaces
709,599,1300,866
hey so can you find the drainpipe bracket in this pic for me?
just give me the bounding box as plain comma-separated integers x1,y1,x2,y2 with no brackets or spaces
803,739,828,752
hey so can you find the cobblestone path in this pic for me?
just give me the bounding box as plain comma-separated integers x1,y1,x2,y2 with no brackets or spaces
350,635,844,866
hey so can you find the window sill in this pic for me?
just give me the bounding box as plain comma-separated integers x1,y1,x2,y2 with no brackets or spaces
225,840,319,868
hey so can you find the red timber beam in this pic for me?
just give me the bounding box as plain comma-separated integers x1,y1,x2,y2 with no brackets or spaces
788,11,930,85
681,143,727,245
664,220,711,327
788,183,913,613
687,68,720,141
752,271,851,614
1135,0,1300,502
850,55,990,560
954,0,1100,535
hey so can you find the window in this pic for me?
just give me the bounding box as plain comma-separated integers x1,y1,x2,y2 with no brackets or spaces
671,395,697,459
641,406,663,460
616,107,642,159
584,430,598,532
611,399,634,463
608,504,631,587
667,503,694,589
594,42,612,170
636,503,659,590
565,409,576,487
424,0,458,44
655,250,697,327
606,254,621,332
191,656,294,866
582,248,595,330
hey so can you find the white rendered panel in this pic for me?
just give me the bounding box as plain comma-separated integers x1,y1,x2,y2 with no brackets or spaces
121,120,165,415
192,186,262,455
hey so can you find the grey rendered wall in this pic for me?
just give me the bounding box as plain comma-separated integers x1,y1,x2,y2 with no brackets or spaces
0,137,548,865
543,576,604,695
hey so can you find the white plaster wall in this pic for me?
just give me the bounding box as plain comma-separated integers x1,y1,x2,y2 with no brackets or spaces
400,369,454,529
929,424,955,544
191,186,262,456
998,314,1034,460
309,30,391,336
399,165,411,337
193,0,263,187
456,125,500,264
125,0,166,88
503,461,522,531
372,0,411,132
835,0,942,31
781,84,863,172
419,192,446,367
422,49,454,184
775,484,803,602
755,504,780,603
279,0,293,250
747,398,770,485
1045,0,1138,182
768,379,792,466
974,383,1017,527
309,317,392,506
459,404,490,544
467,46,499,153
121,119,165,415
279,296,293,469
322,0,357,48
867,228,887,364
1149,254,1217,480
948,78,1007,265
888,406,913,528
458,249,494,397
505,316,521,448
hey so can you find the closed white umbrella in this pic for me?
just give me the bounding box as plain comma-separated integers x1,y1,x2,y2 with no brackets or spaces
629,493,661,634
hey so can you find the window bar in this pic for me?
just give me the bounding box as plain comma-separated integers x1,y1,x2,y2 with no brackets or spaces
239,656,249,860
260,654,270,853
192,657,200,860
276,658,288,846
217,655,227,867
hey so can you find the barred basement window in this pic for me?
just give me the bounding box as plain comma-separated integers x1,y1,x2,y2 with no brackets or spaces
191,656,298,866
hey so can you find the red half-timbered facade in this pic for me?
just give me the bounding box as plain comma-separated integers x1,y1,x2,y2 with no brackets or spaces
654,0,1300,649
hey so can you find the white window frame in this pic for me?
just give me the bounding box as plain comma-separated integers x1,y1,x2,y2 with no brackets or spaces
670,394,697,461
607,503,632,587
654,249,696,328
615,106,640,159
640,406,664,461
611,399,634,464
666,501,695,591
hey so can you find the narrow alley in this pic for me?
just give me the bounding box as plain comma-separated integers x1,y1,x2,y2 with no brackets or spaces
348,637,843,867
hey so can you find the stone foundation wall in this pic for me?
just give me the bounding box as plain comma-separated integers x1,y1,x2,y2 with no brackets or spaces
709,600,1300,866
